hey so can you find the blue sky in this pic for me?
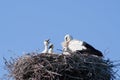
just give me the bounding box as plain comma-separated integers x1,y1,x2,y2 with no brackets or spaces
0,0,120,79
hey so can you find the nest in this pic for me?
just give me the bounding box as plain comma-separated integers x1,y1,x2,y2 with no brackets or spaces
4,52,116,80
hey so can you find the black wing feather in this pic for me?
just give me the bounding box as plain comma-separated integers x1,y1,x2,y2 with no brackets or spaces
81,42,103,57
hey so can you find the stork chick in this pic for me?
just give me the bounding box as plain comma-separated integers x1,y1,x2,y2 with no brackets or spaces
41,39,50,53
48,43,54,54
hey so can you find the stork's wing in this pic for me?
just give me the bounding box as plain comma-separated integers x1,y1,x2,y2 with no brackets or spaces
68,40,86,52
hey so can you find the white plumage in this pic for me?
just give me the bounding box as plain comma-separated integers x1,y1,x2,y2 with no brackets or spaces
42,39,50,53
62,52,71,55
62,34,103,57
62,34,85,52
68,39,86,52
48,43,54,54
61,34,72,52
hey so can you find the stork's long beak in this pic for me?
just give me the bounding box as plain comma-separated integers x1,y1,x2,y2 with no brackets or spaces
46,39,50,43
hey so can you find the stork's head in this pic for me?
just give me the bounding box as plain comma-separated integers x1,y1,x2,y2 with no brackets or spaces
49,43,54,49
64,34,73,42
44,39,50,46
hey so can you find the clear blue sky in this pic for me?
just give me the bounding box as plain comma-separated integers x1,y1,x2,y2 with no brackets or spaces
0,0,120,79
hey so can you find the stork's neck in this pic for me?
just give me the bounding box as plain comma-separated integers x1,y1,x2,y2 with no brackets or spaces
48,48,53,54
44,45,48,52
42,44,48,53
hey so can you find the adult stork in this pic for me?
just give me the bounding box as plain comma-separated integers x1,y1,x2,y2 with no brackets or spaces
62,34,103,57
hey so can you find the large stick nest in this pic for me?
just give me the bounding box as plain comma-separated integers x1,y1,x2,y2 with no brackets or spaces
4,52,116,80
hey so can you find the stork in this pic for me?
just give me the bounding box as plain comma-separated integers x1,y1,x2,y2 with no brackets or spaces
41,39,50,53
48,43,54,54
62,34,103,57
